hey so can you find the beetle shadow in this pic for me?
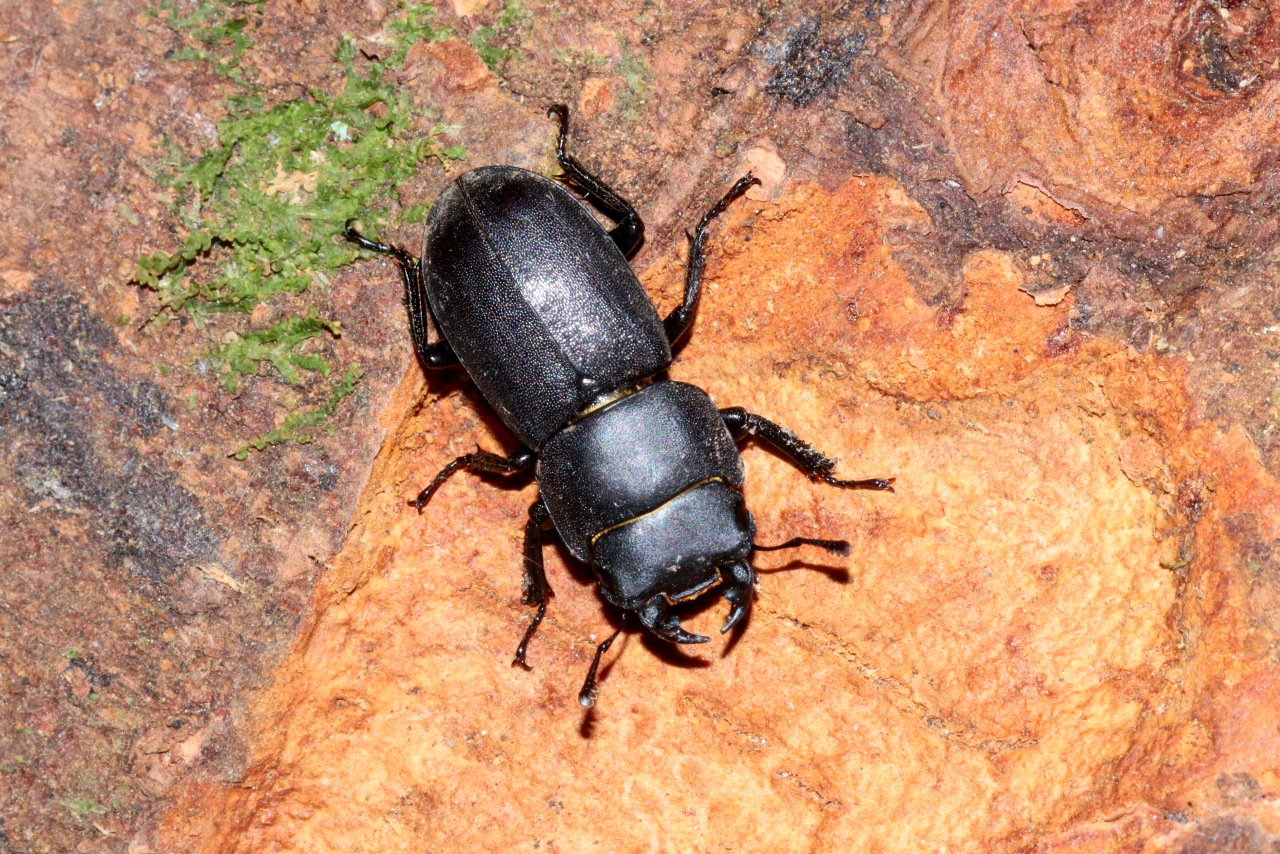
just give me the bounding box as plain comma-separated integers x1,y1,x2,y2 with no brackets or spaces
413,362,469,405
414,369,521,453
547,537,598,588
578,708,601,737
757,560,852,583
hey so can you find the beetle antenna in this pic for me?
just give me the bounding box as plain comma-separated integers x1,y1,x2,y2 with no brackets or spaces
578,628,623,708
753,537,851,556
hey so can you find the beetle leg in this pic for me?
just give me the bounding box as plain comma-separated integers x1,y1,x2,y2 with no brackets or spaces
719,559,756,634
409,447,536,512
719,408,895,492
546,104,646,260
513,498,555,669
663,173,761,346
577,627,623,708
637,595,710,645
344,221,459,370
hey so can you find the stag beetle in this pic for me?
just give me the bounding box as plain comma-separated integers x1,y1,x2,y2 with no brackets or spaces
347,105,893,707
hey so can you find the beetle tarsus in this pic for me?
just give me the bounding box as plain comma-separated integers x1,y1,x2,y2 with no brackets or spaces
345,220,420,275
343,220,396,257
512,600,547,670
820,473,895,492
577,627,623,708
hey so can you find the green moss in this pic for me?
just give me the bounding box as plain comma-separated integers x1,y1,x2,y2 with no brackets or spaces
150,0,266,80
55,796,109,817
232,364,364,460
616,49,651,120
401,201,430,224
211,309,342,392
551,47,608,71
134,38,444,317
138,1,465,458
387,2,452,62
470,0,530,73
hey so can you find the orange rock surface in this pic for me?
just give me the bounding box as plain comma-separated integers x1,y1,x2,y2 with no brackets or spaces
154,176,1280,851
884,0,1280,239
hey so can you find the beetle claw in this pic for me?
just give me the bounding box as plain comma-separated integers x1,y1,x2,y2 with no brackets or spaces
720,560,756,633
638,596,710,645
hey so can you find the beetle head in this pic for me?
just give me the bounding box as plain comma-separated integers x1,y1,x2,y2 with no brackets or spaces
591,481,754,636
592,482,853,646
632,557,755,644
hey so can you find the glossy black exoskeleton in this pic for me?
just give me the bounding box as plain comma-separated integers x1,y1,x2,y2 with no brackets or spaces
347,105,893,707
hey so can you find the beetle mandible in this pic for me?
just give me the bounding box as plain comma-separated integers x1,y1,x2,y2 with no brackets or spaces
347,105,893,707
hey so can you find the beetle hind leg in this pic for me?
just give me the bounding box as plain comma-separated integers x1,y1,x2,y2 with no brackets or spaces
546,104,646,259
344,221,459,370
720,559,756,634
663,173,761,346
637,595,710,645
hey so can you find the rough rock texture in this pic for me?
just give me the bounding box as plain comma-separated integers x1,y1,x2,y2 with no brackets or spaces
4,0,1280,851
152,176,1280,852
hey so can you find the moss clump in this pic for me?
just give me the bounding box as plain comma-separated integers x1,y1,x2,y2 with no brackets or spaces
137,1,464,456
470,1,531,73
231,365,365,460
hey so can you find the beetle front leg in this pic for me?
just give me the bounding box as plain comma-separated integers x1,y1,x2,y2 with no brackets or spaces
547,104,645,259
663,173,761,346
513,497,554,669
577,626,623,709
345,222,459,370
410,447,536,512
719,408,895,492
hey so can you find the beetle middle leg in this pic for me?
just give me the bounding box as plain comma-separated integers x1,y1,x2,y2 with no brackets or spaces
344,222,459,370
409,447,536,512
513,497,555,669
720,407,895,492
547,104,646,259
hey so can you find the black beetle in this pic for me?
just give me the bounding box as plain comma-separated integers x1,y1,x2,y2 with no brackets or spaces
347,105,893,706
